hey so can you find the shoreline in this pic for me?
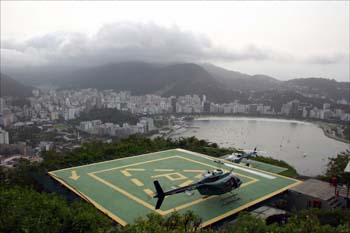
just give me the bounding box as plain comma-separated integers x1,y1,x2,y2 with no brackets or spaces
316,122,350,144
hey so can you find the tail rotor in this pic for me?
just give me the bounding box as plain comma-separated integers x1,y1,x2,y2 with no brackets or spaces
153,180,165,209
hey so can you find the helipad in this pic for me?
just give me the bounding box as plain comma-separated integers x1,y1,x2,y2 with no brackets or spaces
48,149,301,227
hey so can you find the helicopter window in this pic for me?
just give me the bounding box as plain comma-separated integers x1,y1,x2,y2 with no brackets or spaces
228,177,237,186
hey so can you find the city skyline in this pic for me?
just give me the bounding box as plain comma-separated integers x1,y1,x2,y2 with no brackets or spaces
1,87,349,163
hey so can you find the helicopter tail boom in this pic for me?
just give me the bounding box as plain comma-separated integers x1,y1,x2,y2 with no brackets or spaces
153,180,165,209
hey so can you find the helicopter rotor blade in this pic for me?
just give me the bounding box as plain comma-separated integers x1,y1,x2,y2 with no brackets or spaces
242,149,267,154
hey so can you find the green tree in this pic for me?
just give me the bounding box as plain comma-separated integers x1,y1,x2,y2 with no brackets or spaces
69,108,138,126
68,201,112,233
121,211,206,233
0,185,112,233
325,150,350,184
220,212,268,233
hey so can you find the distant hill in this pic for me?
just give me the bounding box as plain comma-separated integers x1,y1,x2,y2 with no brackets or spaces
200,63,281,92
3,62,348,104
284,78,350,101
0,73,33,98
68,62,217,94
48,62,249,103
201,64,349,102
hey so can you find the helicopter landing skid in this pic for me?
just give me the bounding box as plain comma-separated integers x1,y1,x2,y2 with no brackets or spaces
220,193,240,205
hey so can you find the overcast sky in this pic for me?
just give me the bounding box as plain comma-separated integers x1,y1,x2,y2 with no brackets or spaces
1,1,349,81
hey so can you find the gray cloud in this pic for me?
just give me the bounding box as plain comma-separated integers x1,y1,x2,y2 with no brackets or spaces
1,22,348,68
305,53,348,65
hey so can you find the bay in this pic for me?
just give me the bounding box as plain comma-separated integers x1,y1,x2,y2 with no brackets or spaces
173,117,349,176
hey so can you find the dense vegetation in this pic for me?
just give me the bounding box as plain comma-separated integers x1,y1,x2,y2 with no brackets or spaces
69,108,139,125
8,125,64,147
1,135,349,232
0,186,113,233
286,77,350,102
2,186,349,233
111,209,350,233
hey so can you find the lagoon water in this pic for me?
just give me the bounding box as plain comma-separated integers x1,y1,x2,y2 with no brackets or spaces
173,117,349,176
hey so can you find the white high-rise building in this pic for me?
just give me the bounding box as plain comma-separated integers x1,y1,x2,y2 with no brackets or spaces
0,98,5,112
140,117,155,131
323,103,331,111
0,128,9,144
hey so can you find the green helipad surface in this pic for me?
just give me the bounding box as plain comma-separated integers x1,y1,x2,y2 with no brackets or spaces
240,160,288,174
49,149,301,227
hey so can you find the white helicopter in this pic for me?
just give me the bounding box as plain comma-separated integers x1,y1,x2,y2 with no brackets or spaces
226,147,266,166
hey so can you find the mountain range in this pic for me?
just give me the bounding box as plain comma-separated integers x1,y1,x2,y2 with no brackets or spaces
201,63,281,92
1,62,349,104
